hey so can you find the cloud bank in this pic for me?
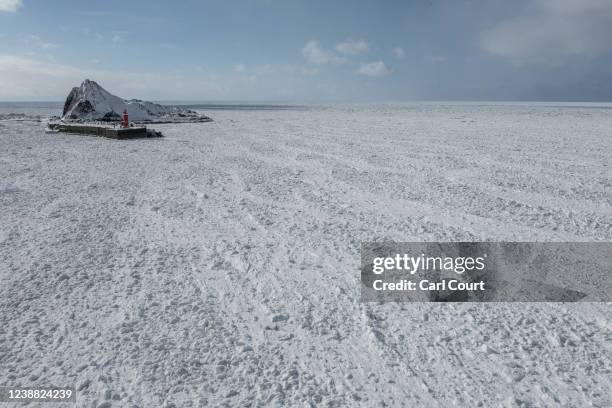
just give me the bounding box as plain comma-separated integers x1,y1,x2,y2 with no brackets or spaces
0,55,232,100
481,0,612,64
0,54,330,101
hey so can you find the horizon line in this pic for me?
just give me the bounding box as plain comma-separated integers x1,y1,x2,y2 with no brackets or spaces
2,100,612,106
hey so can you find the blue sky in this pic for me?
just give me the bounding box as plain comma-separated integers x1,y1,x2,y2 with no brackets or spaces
1,0,612,101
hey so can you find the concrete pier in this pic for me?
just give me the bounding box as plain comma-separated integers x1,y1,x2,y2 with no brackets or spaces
58,124,148,139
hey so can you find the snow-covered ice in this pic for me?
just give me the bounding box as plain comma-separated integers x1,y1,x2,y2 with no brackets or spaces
0,103,611,407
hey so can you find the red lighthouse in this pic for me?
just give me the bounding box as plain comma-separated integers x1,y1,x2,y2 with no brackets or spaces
121,109,129,128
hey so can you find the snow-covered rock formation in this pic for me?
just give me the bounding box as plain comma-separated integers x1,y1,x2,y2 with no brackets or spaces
61,79,211,123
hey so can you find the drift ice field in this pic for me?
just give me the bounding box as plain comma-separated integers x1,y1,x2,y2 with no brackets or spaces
1,103,611,407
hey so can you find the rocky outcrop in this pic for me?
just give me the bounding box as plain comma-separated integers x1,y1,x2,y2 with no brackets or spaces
61,79,211,123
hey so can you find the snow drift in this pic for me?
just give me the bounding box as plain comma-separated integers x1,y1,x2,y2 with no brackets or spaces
61,79,211,123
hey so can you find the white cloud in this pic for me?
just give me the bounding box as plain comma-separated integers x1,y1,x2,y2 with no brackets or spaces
336,39,369,55
0,54,228,100
425,55,446,63
480,0,612,64
254,64,278,75
251,63,319,76
0,0,22,12
392,47,405,59
302,41,347,65
109,31,128,46
23,35,58,49
356,61,391,77
231,62,320,80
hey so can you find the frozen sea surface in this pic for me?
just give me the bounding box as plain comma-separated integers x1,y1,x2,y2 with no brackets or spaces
1,103,611,407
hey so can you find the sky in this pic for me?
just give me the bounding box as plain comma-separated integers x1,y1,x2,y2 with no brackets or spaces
1,0,612,102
